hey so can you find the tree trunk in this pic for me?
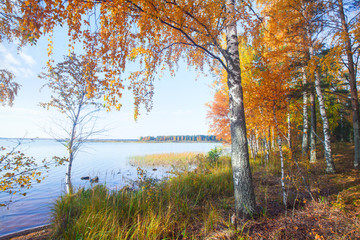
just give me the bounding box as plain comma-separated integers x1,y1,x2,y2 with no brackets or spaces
310,90,317,163
65,123,77,194
225,0,257,218
340,112,344,142
265,132,270,164
65,152,74,194
272,127,275,149
314,71,336,173
65,94,84,194
302,69,309,158
338,0,360,169
278,137,287,207
287,112,291,149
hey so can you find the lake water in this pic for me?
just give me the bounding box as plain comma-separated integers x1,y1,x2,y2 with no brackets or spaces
0,139,221,236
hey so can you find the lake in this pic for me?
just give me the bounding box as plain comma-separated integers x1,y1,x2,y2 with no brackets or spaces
0,139,221,236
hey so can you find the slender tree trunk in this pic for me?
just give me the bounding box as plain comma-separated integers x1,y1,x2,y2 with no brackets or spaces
262,136,265,163
340,112,344,142
249,133,254,160
338,0,360,169
273,108,287,208
65,151,74,194
253,133,258,160
256,132,259,157
65,93,84,194
315,71,336,173
278,137,287,207
302,69,309,158
272,127,275,149
310,90,317,163
225,0,257,217
287,112,292,149
65,121,77,194
265,132,270,163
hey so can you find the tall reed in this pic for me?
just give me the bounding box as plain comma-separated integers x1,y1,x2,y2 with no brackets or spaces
51,156,234,239
129,152,200,166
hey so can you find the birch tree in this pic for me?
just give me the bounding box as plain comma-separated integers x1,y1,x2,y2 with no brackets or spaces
39,53,104,194
310,90,317,163
314,69,336,173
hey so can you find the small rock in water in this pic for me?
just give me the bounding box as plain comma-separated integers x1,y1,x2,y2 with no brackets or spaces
90,176,99,183
81,176,90,180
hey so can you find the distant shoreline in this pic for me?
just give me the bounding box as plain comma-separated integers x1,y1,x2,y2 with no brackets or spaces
0,137,220,143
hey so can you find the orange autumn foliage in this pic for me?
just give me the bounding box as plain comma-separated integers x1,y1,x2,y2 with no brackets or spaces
207,39,292,143
207,71,230,143
5,0,257,119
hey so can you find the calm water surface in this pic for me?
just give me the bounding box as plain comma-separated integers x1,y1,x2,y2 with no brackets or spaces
0,140,221,236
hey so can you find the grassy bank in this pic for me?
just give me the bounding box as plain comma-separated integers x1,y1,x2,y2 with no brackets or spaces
51,144,360,239
52,155,233,239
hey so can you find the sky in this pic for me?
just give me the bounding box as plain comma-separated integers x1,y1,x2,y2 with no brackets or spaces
0,28,216,140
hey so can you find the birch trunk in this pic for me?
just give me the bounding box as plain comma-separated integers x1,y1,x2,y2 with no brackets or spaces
65,120,78,194
265,132,270,163
278,137,287,207
338,0,360,169
287,113,291,149
225,0,257,217
302,69,309,158
65,126,76,194
249,134,254,160
65,92,85,194
272,127,275,149
315,72,336,173
310,91,317,163
65,151,74,194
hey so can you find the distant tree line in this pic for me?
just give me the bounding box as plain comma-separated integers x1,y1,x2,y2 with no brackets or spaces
139,135,218,142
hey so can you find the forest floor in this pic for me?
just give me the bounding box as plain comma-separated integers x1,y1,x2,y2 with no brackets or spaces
4,143,360,239
224,142,360,239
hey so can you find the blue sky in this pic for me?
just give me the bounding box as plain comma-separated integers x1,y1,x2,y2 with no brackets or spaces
0,29,216,139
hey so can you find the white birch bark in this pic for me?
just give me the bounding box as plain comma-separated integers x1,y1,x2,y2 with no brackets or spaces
65,91,85,194
278,137,287,207
287,113,291,149
310,91,317,163
302,69,309,158
314,72,335,173
225,0,257,217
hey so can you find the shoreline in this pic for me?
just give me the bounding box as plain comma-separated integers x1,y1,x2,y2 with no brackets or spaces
0,224,51,240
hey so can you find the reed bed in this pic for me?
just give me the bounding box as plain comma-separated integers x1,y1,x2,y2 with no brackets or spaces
51,156,234,239
50,144,360,239
129,152,200,166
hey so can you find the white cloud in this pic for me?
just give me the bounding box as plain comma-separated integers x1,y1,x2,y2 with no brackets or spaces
0,45,19,66
4,52,20,66
0,44,35,77
19,51,36,66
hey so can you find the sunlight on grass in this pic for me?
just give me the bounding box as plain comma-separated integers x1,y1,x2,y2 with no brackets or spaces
51,156,234,239
50,144,360,239
129,152,200,166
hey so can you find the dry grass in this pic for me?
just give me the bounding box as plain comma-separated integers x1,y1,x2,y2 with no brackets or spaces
49,143,360,239
129,152,200,166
